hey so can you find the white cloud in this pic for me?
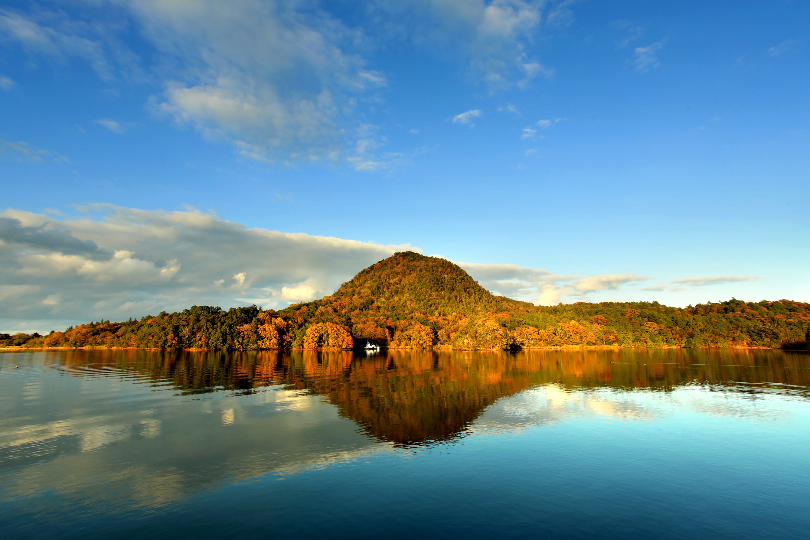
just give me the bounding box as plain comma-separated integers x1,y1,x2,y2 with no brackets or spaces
536,119,552,129
42,293,61,306
281,277,322,303
409,128,420,134
0,75,14,90
671,276,760,287
457,260,566,304
452,109,482,126
537,283,564,306
0,1,574,164
524,148,538,157
0,3,387,166
129,0,386,164
95,118,127,134
520,127,537,139
0,205,417,332
517,61,554,88
459,261,553,283
345,123,404,172
635,41,664,71
456,260,654,305
572,273,651,293
464,266,553,302
641,275,761,293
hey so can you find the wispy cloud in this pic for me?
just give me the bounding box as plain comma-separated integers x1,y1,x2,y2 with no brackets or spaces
369,0,553,91
456,261,557,303
95,118,130,134
635,40,665,71
536,118,565,129
0,1,577,167
614,20,645,48
520,127,537,139
671,276,760,287
767,40,797,57
546,0,578,28
452,109,482,126
0,3,388,167
642,275,761,292
0,8,115,80
0,139,67,163
572,273,651,293
0,75,15,90
457,261,649,306
498,103,521,115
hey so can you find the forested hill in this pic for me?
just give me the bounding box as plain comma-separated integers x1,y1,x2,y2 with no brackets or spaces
328,251,525,316
2,252,809,350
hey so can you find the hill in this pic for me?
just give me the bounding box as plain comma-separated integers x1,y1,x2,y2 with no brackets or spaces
2,252,809,350
329,251,525,316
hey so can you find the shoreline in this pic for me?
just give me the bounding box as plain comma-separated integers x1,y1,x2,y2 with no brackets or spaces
0,344,795,352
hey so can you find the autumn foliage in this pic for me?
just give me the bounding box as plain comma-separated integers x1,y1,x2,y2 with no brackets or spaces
3,252,809,352
303,322,354,350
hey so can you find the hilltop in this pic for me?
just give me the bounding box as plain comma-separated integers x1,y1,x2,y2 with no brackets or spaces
329,251,525,316
278,252,535,349
2,252,809,350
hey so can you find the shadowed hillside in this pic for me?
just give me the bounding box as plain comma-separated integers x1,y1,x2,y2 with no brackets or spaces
3,252,810,351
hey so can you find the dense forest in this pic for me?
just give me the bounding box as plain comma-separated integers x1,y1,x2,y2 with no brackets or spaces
2,252,809,351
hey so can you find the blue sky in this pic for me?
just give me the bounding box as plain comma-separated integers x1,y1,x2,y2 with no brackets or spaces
1,0,808,332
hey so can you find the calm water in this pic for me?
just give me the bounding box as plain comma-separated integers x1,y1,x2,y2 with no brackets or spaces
1,349,809,539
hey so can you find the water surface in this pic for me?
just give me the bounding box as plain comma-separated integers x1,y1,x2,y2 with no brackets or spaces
1,349,809,538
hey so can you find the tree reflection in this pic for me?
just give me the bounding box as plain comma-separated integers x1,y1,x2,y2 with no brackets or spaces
44,349,810,445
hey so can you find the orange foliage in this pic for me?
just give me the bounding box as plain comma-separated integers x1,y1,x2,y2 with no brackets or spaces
303,322,354,350
44,331,65,347
453,318,510,350
511,326,545,348
390,321,435,349
352,322,391,345
257,312,291,349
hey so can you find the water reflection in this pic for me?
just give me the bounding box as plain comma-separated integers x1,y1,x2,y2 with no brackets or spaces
4,348,810,446
1,349,809,519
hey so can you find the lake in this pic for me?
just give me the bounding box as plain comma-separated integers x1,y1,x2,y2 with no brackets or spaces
1,348,809,539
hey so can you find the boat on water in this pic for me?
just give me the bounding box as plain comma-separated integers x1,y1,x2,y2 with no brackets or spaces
364,342,381,353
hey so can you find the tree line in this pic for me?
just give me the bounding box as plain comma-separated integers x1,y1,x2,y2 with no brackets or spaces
2,253,808,351
2,298,807,351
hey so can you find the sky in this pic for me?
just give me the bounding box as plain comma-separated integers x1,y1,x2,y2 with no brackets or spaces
0,0,808,333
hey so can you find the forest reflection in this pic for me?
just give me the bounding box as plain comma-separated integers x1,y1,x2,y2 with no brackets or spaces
39,348,810,445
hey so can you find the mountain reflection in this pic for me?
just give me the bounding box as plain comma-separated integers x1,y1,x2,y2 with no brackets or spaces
35,348,810,445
